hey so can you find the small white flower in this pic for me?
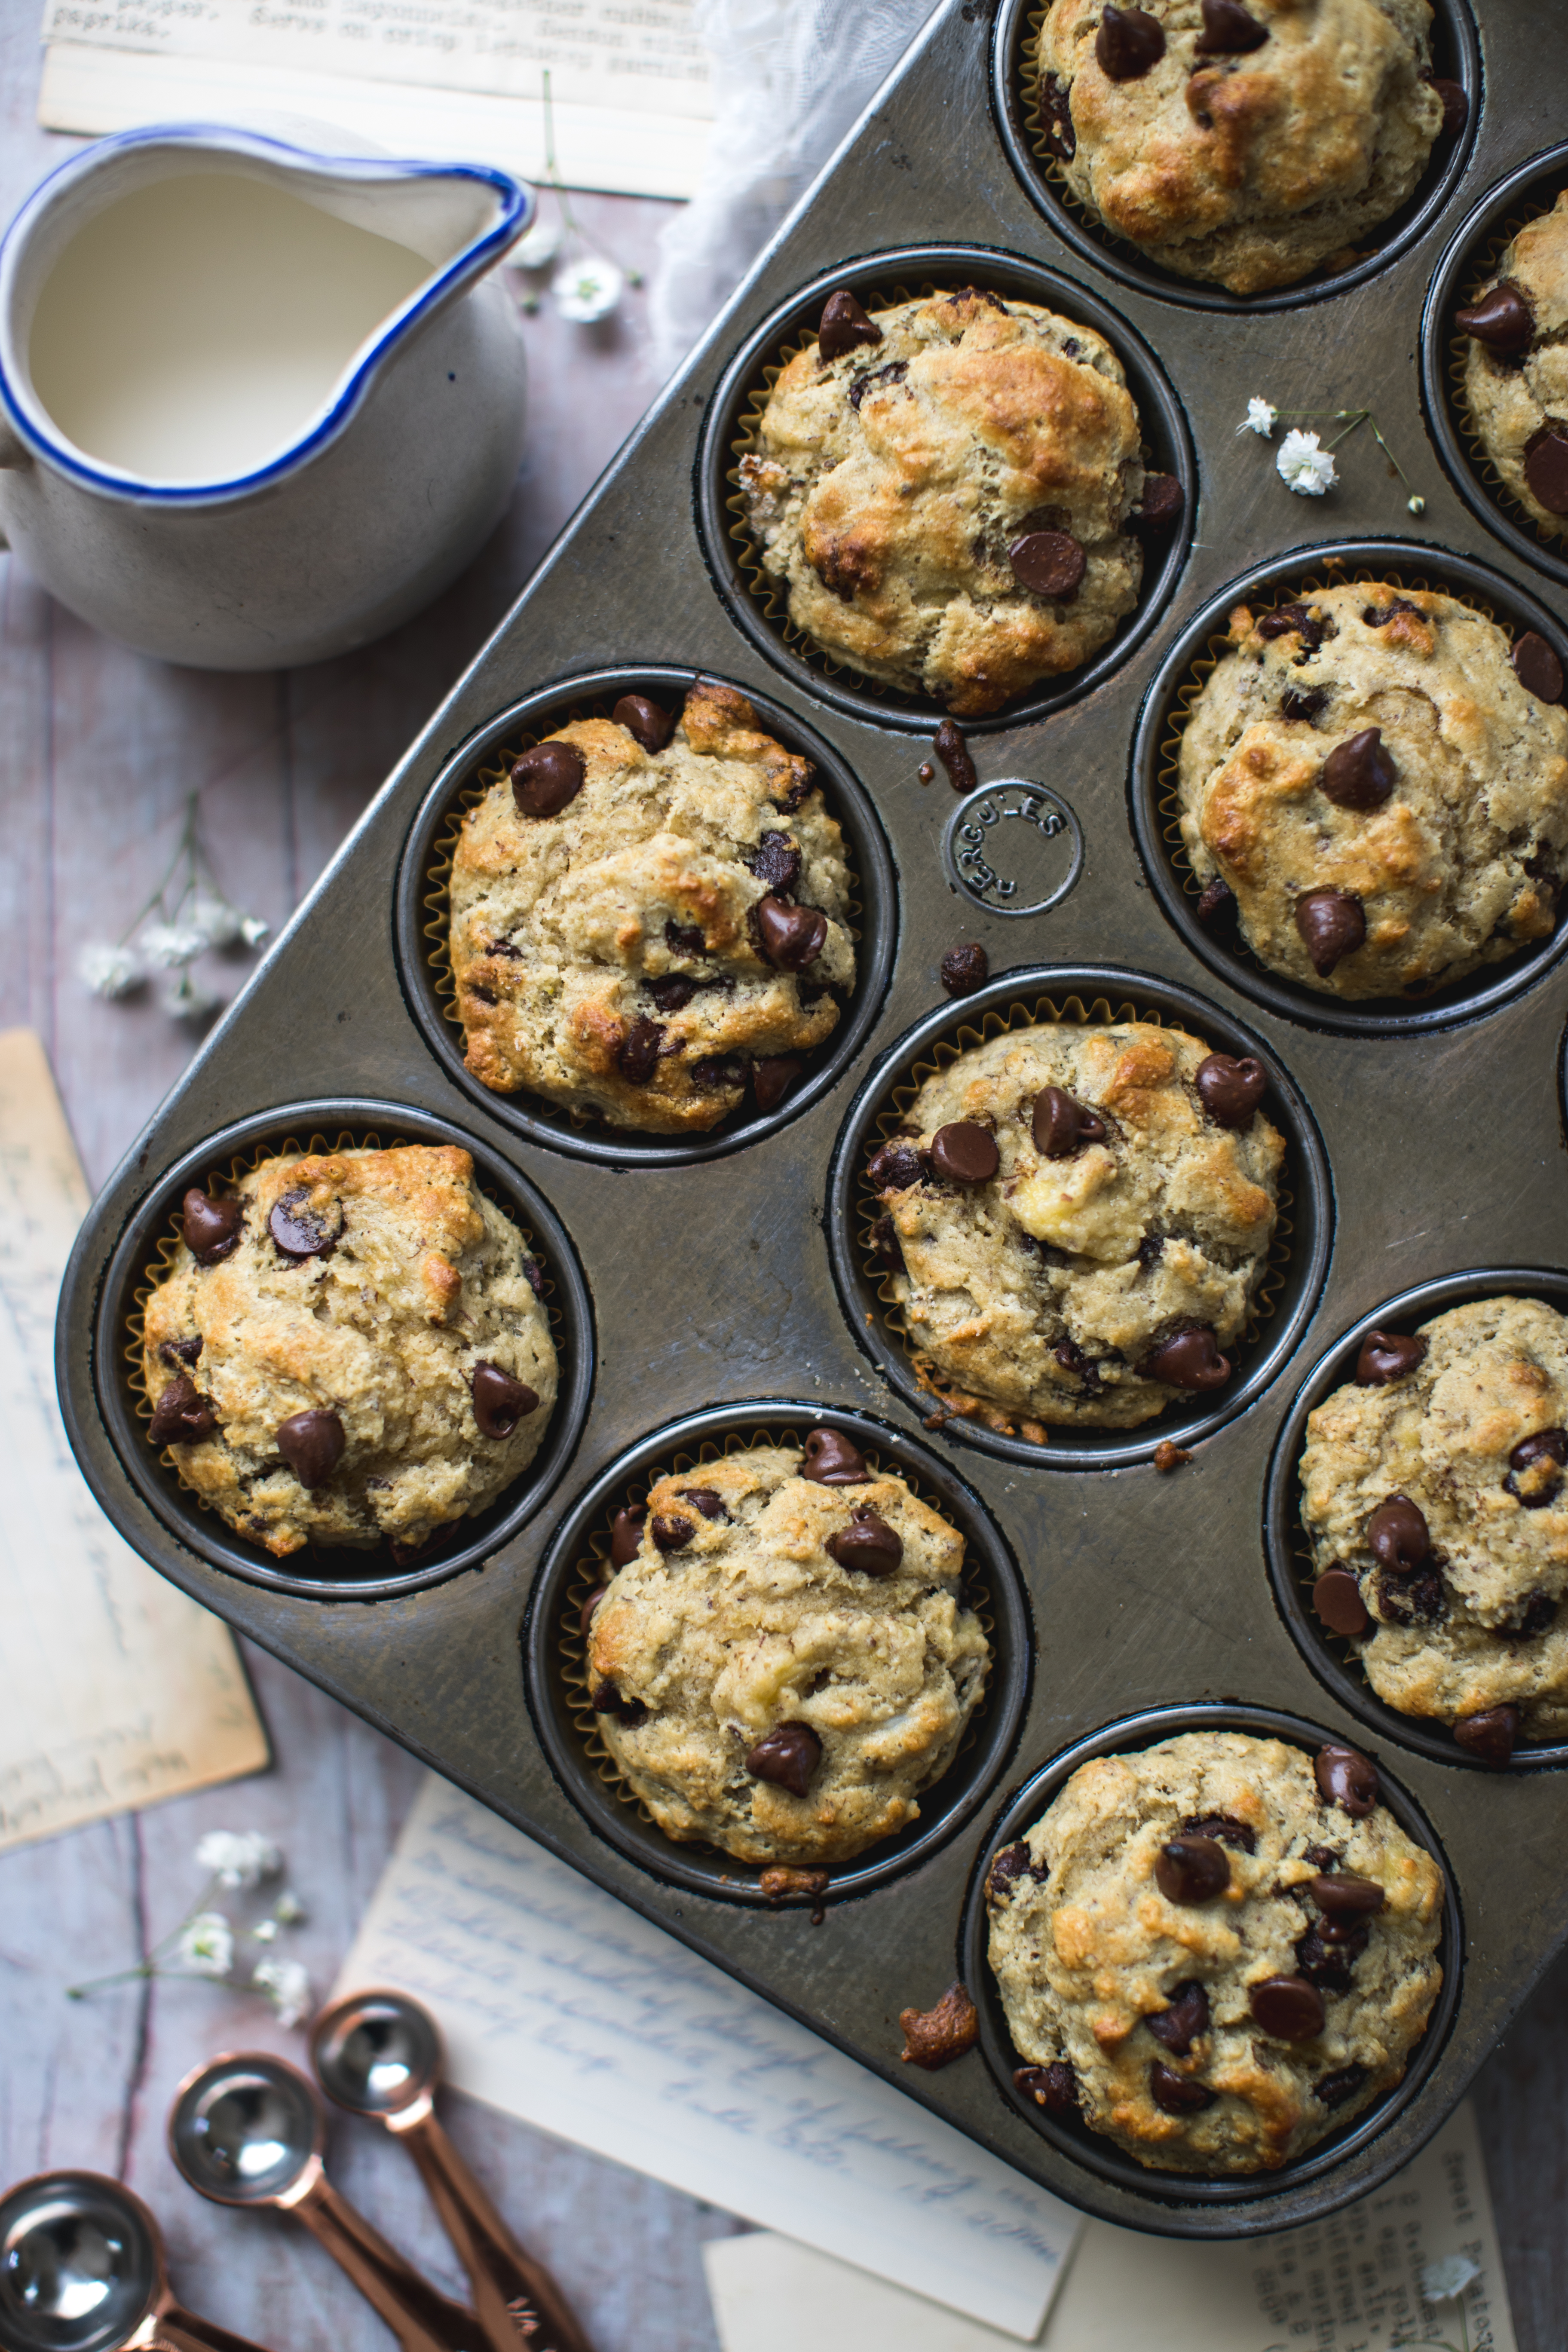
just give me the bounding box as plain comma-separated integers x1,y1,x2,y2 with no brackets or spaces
239,913,270,949
253,1956,312,2028
510,215,564,270
273,1888,307,1926
141,919,211,968
77,941,146,999
554,253,623,325
188,890,246,950
1276,428,1337,497
1239,396,1278,438
176,1911,234,1978
197,1829,283,1890
1408,493,1426,514
251,1917,279,1944
1421,2255,1480,2303
160,968,224,1022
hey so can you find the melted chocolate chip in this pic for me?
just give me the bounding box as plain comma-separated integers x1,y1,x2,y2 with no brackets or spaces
579,1584,609,1640
1142,1326,1230,1391
1314,1567,1371,1638
612,694,675,752
181,1188,243,1265
1310,1871,1385,1919
1525,426,1568,516
148,1374,216,1446
870,1213,905,1273
867,1140,924,1191
1015,2061,1079,2114
159,1335,203,1367
618,1015,665,1085
1294,888,1366,977
1455,282,1534,354
987,1843,1044,1906
929,1122,999,1184
825,1506,903,1577
1146,1980,1210,2056
848,359,908,410
1367,1494,1429,1573
1134,472,1184,528
753,1054,806,1114
1149,2062,1215,2115
1196,0,1268,48
756,895,827,971
1295,1919,1365,1992
511,741,585,818
678,1488,726,1520
1503,1591,1559,1638
818,290,882,360
1032,1085,1106,1158
1378,1563,1447,1625
746,1720,821,1797
940,943,989,996
1195,875,1236,927
1321,727,1397,812
1054,1338,1103,1394
1356,1329,1427,1385
1010,530,1086,600
1154,1835,1230,1904
1454,1705,1520,1766
1314,2062,1369,2110
591,1678,648,1725
933,720,978,795
609,1505,647,1567
1281,686,1329,723
801,1427,871,1484
1258,603,1327,651
665,918,706,958
749,832,802,895
1316,1743,1378,1817
269,1187,340,1260
1179,1813,1256,1854
1250,1975,1325,2041
651,1513,696,1553
1194,1052,1266,1129
1096,2,1165,78
1513,631,1565,704
646,975,697,1014
470,1361,539,1438
276,1407,345,1489
691,1054,746,1092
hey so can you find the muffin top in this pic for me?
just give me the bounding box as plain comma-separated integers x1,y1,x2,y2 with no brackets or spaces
738,287,1152,718
141,1145,557,1559
1460,192,1568,539
1177,583,1568,1001
987,1731,1444,2174
869,1022,1283,1432
585,1434,990,1868
1301,1296,1568,1743
448,680,854,1134
1035,0,1445,296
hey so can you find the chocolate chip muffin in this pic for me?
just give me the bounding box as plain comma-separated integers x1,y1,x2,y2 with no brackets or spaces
1177,584,1568,1000
1034,0,1447,296
738,287,1159,718
1459,193,1568,539
1300,1298,1568,1755
868,1021,1284,1432
584,1432,990,1868
448,681,854,1133
988,1731,1444,2173
141,1145,557,1559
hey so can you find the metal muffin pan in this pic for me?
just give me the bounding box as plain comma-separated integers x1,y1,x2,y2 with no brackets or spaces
992,0,1480,315
1129,536,1568,1037
53,0,1568,2239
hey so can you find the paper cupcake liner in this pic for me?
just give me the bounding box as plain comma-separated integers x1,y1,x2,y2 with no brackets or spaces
1442,194,1568,553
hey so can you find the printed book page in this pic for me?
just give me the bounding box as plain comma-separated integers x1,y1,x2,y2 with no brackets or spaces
0,1029,268,1854
334,1773,1082,2342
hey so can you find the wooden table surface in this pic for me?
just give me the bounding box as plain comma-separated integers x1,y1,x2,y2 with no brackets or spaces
0,9,1562,2343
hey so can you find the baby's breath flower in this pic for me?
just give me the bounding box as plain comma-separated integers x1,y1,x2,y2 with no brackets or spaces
554,254,623,324
1240,396,1278,438
273,1889,308,1926
1276,429,1337,497
197,1829,283,1890
160,968,224,1022
239,913,270,949
141,919,211,968
253,1956,312,2028
77,941,147,1000
188,890,248,950
176,1912,235,1978
252,1917,279,1944
511,216,564,270
1421,2255,1480,2303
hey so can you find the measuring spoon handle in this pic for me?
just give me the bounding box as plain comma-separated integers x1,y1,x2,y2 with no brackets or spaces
292,2171,486,2352
396,2110,595,2352
139,2304,277,2352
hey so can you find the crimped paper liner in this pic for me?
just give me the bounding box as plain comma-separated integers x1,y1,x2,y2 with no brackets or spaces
854,993,1295,1442
128,1127,562,1552
557,1423,997,1875
1443,192,1568,552
1155,561,1527,997
422,693,864,1141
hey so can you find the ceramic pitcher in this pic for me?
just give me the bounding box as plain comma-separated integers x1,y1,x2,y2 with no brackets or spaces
0,125,531,669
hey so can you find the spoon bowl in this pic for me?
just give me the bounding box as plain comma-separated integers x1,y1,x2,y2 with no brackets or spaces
0,2171,271,2352
169,2058,322,2206
312,1994,441,2118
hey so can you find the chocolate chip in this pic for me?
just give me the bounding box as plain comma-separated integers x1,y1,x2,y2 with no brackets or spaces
870,1213,905,1272
848,359,908,410
1320,727,1397,812
867,1140,924,1191
1096,2,1165,77
1015,2061,1078,2114
1455,282,1534,354
159,1335,203,1367
746,1720,822,1798
665,918,705,958
1149,2062,1215,2114
609,1505,647,1567
1142,1326,1230,1391
1009,530,1086,601
800,1427,871,1484
617,1015,665,1085
591,1678,648,1725
579,1583,609,1639
756,895,827,970
148,1374,216,1445
470,1361,539,1438
1503,1590,1558,1637
1195,875,1235,927
679,1488,726,1520
1249,1975,1325,2041
1367,1494,1429,1573
511,741,585,818
1294,888,1366,977
929,1122,999,1184
181,1188,242,1265
1513,632,1565,704
1154,1835,1230,1904
1134,472,1184,528
1194,1052,1266,1129
1032,1085,1107,1158
1314,2061,1369,2110
1378,1562,1447,1626
825,1506,903,1577
1295,1919,1364,1991
612,694,674,752
753,1054,806,1114
1455,1705,1520,1766
268,1186,341,1259
1316,1743,1378,1816
1040,70,1076,159
986,1843,1041,1906
276,1406,345,1489
1314,1567,1371,1637
1281,686,1329,723
1196,0,1267,46
748,832,802,896
646,975,697,1013
1356,1329,1427,1385
933,719,978,796
1310,1872,1385,1920
940,943,989,996
1179,1813,1256,1854
1258,602,1326,649
1525,426,1568,516
1147,1980,1210,2057
1054,1338,1103,1393
899,1982,979,2070
691,1054,746,1092
818,290,882,360
651,1513,695,1553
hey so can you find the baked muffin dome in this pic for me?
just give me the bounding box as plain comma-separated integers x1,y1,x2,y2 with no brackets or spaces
1035,0,1445,296
738,287,1150,718
1177,583,1568,1001
141,1145,557,1559
987,1731,1444,2173
1459,192,1568,539
1300,1297,1568,1744
868,1021,1283,1432
585,1436,990,1868
448,680,854,1133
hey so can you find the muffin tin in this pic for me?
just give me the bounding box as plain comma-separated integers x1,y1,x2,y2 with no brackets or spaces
53,0,1568,2242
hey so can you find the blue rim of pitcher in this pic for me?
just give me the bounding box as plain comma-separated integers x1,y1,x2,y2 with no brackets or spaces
0,123,530,506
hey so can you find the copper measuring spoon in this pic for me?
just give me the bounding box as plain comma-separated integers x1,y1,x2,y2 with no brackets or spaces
167,2054,484,2352
0,2168,271,2352
310,1991,593,2352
